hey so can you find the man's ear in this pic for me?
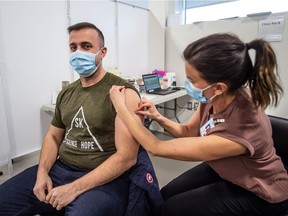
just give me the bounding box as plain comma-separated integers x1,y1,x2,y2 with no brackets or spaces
100,47,107,58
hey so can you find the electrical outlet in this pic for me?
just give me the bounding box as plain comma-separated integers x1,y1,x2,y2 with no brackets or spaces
194,102,199,110
187,102,192,110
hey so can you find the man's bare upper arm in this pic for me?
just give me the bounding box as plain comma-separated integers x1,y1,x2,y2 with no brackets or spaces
114,88,141,160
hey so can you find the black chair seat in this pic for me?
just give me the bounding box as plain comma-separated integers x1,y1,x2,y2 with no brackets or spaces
268,115,288,171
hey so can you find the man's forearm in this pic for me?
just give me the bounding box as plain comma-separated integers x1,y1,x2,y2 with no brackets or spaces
69,153,136,196
37,137,60,175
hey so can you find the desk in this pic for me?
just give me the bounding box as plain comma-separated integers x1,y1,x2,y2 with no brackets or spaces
140,89,187,105
140,89,187,124
42,89,187,123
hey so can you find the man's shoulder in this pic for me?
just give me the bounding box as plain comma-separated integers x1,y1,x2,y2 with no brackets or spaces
105,72,127,83
62,79,79,90
105,72,140,98
57,80,80,100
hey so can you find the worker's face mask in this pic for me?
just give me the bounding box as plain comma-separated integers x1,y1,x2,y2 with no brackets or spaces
185,79,216,103
69,49,102,77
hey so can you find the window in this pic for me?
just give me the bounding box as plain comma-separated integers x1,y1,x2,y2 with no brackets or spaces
177,0,288,24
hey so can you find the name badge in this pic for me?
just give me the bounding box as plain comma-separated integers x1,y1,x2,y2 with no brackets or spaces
200,118,215,136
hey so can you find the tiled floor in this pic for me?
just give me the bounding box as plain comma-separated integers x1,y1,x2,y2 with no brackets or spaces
0,131,198,187
0,150,40,185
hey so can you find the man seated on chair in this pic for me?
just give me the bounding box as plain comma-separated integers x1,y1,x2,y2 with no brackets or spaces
0,22,146,216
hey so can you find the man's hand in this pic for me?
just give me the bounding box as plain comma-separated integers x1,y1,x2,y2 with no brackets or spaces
33,173,53,203
46,183,78,210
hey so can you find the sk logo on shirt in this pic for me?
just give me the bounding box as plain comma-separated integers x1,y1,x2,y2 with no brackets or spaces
63,106,104,151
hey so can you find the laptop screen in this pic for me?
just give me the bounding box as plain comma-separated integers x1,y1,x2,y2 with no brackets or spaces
142,74,161,92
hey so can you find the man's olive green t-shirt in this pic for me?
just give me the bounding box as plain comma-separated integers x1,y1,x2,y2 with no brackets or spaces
51,72,139,170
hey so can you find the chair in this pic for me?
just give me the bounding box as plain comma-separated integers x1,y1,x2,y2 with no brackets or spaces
268,115,288,171
268,115,288,216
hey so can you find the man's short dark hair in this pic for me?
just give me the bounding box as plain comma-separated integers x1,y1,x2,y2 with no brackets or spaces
67,22,105,47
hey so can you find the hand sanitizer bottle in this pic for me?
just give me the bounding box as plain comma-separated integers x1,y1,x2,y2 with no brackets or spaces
134,81,140,92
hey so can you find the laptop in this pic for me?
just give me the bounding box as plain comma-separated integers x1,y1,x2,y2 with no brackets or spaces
142,74,177,95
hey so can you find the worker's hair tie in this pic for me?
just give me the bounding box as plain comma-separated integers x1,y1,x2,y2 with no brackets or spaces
246,43,251,50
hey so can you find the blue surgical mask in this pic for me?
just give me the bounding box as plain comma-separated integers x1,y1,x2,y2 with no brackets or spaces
185,79,216,103
69,49,102,77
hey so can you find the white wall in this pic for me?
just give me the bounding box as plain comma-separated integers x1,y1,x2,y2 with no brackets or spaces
118,3,149,78
0,69,10,166
165,12,288,118
0,1,71,165
148,0,166,71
